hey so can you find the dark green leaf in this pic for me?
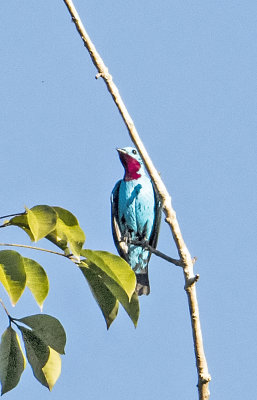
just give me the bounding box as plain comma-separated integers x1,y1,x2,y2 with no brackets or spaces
19,326,49,388
0,327,26,395
17,314,66,355
0,251,26,305
121,291,140,328
80,259,139,327
23,258,49,310
80,266,119,329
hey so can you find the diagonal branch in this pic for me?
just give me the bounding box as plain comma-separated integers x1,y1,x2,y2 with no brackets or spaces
62,1,211,398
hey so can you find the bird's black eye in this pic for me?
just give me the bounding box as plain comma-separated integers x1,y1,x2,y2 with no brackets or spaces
132,149,137,155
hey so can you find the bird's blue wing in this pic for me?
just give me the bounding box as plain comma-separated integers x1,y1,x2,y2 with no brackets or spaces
149,189,162,249
111,180,129,262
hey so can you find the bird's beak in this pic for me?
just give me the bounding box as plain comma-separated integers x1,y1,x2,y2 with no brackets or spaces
116,148,126,154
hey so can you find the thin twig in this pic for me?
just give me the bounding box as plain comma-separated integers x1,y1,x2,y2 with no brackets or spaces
62,1,211,398
0,298,13,327
0,242,71,259
128,239,181,266
0,212,25,220
0,298,10,319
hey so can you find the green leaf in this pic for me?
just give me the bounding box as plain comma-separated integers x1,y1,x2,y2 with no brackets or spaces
26,205,57,242
8,206,57,242
81,250,136,301
23,258,49,310
19,326,49,388
80,266,119,329
0,327,26,395
42,347,61,391
0,251,26,305
121,291,140,328
80,256,139,327
17,314,66,355
46,207,85,258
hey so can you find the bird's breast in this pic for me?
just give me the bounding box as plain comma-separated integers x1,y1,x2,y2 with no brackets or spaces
118,177,155,238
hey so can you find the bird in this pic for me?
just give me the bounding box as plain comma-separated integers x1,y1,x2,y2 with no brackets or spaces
111,147,161,295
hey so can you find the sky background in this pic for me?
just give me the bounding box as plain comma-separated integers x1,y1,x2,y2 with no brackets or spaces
0,0,256,399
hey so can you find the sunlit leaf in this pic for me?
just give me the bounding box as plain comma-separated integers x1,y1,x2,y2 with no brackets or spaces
80,265,119,329
81,250,136,301
46,207,85,258
8,206,57,242
17,314,66,355
0,327,26,395
0,251,26,305
23,258,49,310
19,326,49,388
26,205,57,242
42,347,61,391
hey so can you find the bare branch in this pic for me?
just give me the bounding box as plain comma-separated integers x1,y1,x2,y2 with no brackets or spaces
62,1,211,398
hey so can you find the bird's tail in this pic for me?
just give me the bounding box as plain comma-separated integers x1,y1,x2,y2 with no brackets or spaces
136,270,150,296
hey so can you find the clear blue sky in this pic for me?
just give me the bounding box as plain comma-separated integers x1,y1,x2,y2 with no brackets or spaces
1,1,256,399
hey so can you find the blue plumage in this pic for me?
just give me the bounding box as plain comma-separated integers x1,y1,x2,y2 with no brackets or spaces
111,147,161,295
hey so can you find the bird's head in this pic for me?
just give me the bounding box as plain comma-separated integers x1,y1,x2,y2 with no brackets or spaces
116,147,145,181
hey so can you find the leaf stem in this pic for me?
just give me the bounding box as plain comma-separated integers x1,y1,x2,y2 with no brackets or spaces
0,298,12,326
0,298,10,318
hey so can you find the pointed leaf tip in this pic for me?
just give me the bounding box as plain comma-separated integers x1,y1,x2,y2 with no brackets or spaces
23,258,49,309
80,266,119,328
42,348,61,391
80,253,139,327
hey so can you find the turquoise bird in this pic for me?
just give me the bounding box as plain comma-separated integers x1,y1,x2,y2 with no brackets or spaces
111,147,161,295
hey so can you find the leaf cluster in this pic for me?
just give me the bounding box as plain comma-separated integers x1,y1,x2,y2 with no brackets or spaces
0,205,139,393
0,314,66,394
